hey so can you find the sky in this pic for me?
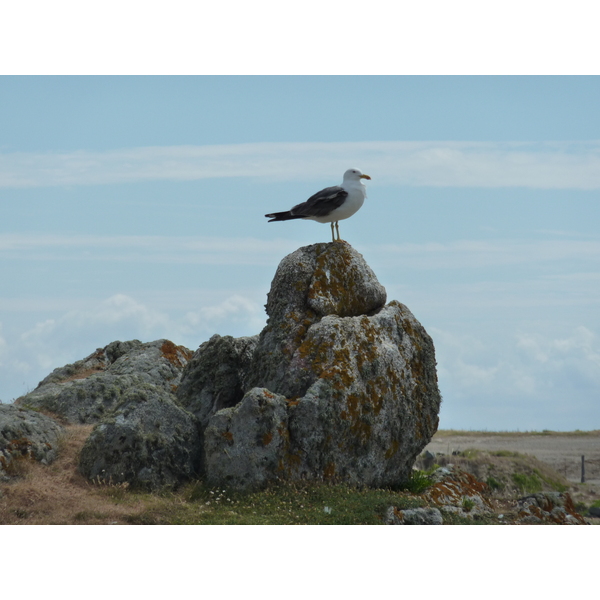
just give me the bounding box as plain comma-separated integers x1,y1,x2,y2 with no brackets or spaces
1,75,599,431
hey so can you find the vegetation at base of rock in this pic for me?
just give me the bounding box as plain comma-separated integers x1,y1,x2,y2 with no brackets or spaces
397,469,435,494
1,423,593,525
0,430,425,524
167,480,426,525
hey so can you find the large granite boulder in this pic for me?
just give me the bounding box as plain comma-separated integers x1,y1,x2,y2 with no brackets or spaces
16,339,192,424
179,242,442,490
0,404,64,480
78,385,202,491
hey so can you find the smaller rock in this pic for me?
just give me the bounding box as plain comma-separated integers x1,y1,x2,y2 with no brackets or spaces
385,506,443,525
0,404,64,478
516,492,587,525
203,388,289,491
422,465,493,519
78,385,202,491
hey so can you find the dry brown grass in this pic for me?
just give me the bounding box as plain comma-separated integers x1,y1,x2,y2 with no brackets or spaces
0,424,152,525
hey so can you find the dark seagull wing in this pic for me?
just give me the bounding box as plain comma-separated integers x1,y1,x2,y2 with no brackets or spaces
290,185,348,218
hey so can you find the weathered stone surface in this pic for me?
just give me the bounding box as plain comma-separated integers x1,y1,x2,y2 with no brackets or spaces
177,334,258,431
384,506,443,525
422,466,494,519
203,388,289,490
182,242,441,490
516,491,586,525
267,242,387,321
0,404,64,479
16,339,192,424
246,242,388,396
78,385,201,491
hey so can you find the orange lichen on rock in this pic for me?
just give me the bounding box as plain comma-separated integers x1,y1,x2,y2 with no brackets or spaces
516,492,587,524
423,468,493,510
161,340,193,368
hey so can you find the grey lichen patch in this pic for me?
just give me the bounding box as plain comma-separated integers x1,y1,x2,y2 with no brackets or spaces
16,339,193,424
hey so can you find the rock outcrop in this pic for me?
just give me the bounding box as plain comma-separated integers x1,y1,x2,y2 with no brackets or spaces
9,242,441,493
16,339,192,424
179,242,442,490
78,385,202,491
15,338,200,491
0,404,64,480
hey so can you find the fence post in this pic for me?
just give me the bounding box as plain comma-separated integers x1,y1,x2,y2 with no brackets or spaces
581,455,585,483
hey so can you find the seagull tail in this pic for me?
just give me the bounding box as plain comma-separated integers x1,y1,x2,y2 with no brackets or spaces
265,211,306,222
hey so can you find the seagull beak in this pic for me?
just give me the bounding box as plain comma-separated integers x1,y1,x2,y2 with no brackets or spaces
360,174,371,180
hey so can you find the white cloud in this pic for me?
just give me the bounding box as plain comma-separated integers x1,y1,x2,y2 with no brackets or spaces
432,323,600,428
17,294,172,371
516,327,600,381
184,294,266,337
1,292,267,401
1,141,600,189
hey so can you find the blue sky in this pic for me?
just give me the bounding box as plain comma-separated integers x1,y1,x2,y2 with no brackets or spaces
1,74,599,431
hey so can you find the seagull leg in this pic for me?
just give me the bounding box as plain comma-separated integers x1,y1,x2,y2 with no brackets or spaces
330,222,335,242
335,221,341,241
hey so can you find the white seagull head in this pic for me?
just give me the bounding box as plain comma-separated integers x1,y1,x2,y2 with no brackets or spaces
343,168,372,182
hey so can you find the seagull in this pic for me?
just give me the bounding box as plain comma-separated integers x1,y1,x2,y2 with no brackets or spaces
265,168,371,242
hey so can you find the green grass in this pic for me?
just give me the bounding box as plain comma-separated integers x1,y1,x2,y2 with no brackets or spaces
486,476,503,491
511,472,544,494
397,469,435,494
511,468,568,495
97,480,428,525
